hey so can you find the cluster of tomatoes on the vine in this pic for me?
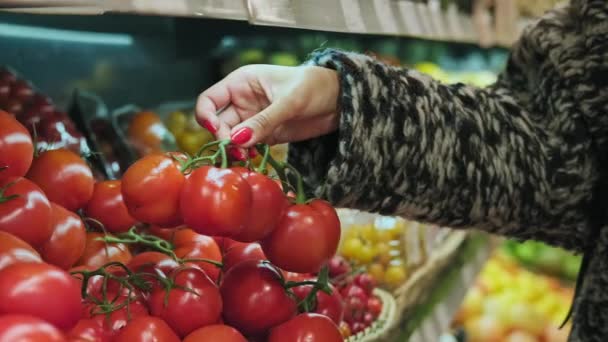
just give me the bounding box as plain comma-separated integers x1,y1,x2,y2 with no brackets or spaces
0,108,349,341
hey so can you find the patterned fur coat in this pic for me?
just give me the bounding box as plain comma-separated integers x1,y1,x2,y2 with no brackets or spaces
288,0,607,340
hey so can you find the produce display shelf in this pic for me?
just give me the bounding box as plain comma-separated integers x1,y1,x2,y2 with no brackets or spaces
0,0,525,47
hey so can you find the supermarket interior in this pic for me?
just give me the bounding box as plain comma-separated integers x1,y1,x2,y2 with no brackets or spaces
0,0,589,341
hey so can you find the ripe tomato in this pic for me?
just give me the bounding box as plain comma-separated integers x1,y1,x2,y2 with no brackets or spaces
39,203,86,270
292,283,344,325
85,180,137,233
220,260,297,335
0,177,52,246
262,199,340,273
26,149,94,211
180,166,252,237
0,262,82,330
0,110,33,182
183,324,247,342
77,232,132,269
114,316,179,342
127,251,180,278
172,229,222,282
85,294,149,336
148,267,222,337
121,154,184,227
0,315,66,342
222,241,266,273
67,318,111,342
366,297,383,318
268,313,343,342
127,111,166,156
231,167,289,242
0,230,41,271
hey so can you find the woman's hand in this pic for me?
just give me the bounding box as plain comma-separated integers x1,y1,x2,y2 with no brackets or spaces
195,65,340,151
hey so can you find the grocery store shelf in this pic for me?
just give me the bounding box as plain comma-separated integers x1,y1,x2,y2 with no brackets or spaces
0,0,523,46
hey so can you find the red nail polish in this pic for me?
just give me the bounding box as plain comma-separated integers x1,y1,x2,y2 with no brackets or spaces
248,148,258,158
228,147,246,161
201,120,217,134
231,127,252,145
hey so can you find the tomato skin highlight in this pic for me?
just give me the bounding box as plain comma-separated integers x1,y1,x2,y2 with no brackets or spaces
121,154,184,227
268,313,343,342
114,316,179,342
0,315,66,342
0,110,34,183
85,180,137,233
0,176,52,247
262,199,341,273
0,262,83,330
220,260,297,336
77,232,132,269
183,324,247,342
67,318,111,342
172,228,222,282
0,230,42,271
180,166,252,237
222,241,266,273
26,149,94,212
39,203,87,270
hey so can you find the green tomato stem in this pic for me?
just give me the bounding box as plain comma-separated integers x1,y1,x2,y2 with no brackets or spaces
0,180,18,204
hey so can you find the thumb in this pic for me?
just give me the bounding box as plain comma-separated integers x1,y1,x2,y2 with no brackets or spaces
230,97,298,147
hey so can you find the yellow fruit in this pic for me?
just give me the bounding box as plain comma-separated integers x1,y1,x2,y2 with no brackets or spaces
375,243,391,264
465,315,507,342
166,111,187,136
367,263,385,283
356,244,375,264
176,132,205,155
384,264,407,287
341,238,363,259
504,330,540,342
359,224,376,241
375,229,393,243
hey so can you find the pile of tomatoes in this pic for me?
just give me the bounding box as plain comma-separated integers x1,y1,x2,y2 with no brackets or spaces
0,108,353,341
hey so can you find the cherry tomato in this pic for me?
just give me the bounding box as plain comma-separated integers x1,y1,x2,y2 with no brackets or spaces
292,283,344,325
0,110,33,182
172,228,222,282
220,260,297,335
180,166,252,237
127,251,180,278
39,203,86,270
231,167,289,242
85,180,137,233
262,199,341,273
268,313,343,342
0,262,82,330
122,154,184,227
148,267,222,337
0,230,41,271
339,321,351,338
114,316,179,342
354,273,376,296
0,177,52,246
0,315,66,342
183,324,247,342
67,318,111,342
77,232,132,269
366,297,383,318
26,149,94,211
222,241,266,273
328,255,351,278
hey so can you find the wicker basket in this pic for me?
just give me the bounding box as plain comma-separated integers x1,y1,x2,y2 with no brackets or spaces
346,288,399,342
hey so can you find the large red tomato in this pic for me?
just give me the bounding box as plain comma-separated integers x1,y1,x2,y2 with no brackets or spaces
0,262,82,330
262,199,340,273
0,177,52,246
172,229,222,282
77,232,132,269
127,251,180,279
222,241,266,273
0,315,66,342
67,318,111,342
292,283,344,325
148,267,223,337
220,260,297,335
0,230,41,271
180,166,252,237
231,167,289,242
39,203,87,270
0,110,33,182
183,324,247,342
121,154,184,227
268,313,343,342
85,180,137,233
114,316,179,342
26,148,94,211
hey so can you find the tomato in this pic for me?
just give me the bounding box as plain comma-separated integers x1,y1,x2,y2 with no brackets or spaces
366,297,383,318
67,318,111,342
85,294,149,336
292,283,344,325
127,111,166,156
268,313,343,342
114,316,179,342
222,241,266,273
180,166,252,237
353,273,376,296
0,230,41,271
0,315,66,342
172,229,222,282
220,260,297,335
39,203,86,270
262,199,340,273
122,154,184,227
328,255,351,278
77,232,132,269
148,267,222,337
85,180,137,233
0,177,52,246
183,324,247,342
0,262,82,330
0,110,33,182
127,251,180,278
231,167,289,242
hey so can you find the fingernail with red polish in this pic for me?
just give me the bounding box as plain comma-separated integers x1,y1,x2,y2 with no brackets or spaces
231,127,252,145
248,148,258,158
228,147,246,161
201,119,217,134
